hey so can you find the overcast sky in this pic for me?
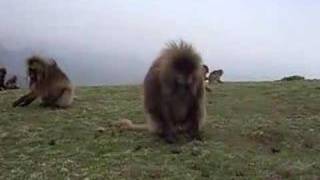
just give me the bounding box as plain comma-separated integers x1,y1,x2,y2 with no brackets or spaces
0,0,319,83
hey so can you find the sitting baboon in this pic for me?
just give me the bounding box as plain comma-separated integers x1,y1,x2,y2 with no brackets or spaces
119,40,206,143
209,69,224,84
202,64,209,81
202,64,212,92
13,56,74,108
5,75,19,89
0,66,7,90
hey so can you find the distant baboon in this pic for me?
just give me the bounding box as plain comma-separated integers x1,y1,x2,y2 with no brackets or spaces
202,64,209,81
119,41,206,143
0,66,7,90
202,64,212,92
209,69,224,84
13,56,74,108
5,75,19,89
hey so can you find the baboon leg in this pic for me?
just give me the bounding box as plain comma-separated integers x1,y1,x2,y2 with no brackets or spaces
20,96,37,107
13,92,37,107
161,121,177,144
185,106,202,141
159,107,177,143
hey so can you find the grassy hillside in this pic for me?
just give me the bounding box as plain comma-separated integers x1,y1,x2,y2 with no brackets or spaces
0,81,319,179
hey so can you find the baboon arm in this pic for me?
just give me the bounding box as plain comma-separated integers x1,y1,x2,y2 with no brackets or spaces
185,103,202,141
13,92,37,107
160,103,177,143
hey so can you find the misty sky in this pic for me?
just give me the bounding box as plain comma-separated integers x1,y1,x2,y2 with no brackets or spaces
0,0,320,83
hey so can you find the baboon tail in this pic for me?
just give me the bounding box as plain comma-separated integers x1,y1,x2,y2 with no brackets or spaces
117,119,148,131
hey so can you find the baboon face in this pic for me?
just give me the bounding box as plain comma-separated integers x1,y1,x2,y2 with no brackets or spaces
175,73,191,86
28,67,36,78
171,58,199,88
28,67,40,86
27,59,48,85
202,65,209,74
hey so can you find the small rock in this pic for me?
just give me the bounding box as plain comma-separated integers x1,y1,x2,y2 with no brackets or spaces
133,145,142,152
48,140,56,146
235,171,244,177
170,147,182,154
96,127,106,133
271,147,281,154
0,132,8,138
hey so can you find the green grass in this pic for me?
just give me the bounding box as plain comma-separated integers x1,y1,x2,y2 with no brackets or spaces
0,81,320,179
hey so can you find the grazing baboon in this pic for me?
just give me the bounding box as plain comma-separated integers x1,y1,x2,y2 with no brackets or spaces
119,41,206,143
0,66,7,90
13,56,74,108
209,69,224,84
5,75,19,89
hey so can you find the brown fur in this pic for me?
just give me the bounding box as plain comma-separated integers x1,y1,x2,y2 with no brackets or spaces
209,69,224,84
13,56,74,108
5,75,19,89
0,66,7,90
119,41,206,143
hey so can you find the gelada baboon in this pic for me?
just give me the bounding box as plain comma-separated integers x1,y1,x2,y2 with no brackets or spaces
0,66,7,90
202,64,209,81
119,41,206,143
5,75,19,89
13,56,74,108
209,69,224,84
202,64,213,92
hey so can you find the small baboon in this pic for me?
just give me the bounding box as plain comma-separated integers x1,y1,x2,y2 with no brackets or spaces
5,75,19,89
13,56,74,108
0,66,7,90
202,64,209,81
209,69,224,84
202,64,212,92
119,41,206,143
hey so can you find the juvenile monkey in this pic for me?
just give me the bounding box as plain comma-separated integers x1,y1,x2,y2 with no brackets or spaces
119,41,206,143
0,66,7,90
202,64,212,92
202,64,209,81
13,56,74,108
5,75,19,89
